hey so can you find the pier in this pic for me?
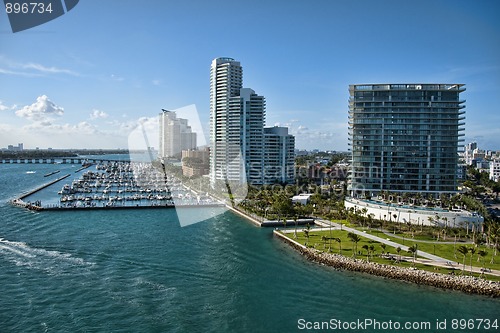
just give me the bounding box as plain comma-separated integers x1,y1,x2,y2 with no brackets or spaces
11,160,223,212
18,174,71,200
37,203,224,211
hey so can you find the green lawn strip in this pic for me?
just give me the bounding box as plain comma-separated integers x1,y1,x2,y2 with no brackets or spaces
351,228,500,272
283,229,500,282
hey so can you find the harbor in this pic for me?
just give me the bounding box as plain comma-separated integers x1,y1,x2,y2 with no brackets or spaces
11,161,223,211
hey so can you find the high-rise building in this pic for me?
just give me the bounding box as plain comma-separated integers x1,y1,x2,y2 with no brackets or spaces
210,57,243,185
209,57,294,186
263,126,295,184
348,84,465,197
159,110,197,160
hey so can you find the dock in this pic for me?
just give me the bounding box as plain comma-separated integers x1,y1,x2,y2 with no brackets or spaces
11,161,224,212
18,174,71,200
44,170,61,177
36,203,224,211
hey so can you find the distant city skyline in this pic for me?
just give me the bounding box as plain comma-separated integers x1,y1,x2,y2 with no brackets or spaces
1,0,499,150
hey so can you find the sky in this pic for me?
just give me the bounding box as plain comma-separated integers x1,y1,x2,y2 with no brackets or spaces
0,0,499,151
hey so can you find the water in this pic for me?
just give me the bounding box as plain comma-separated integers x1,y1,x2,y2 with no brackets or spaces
0,164,498,332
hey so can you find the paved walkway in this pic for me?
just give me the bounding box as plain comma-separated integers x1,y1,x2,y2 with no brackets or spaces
380,230,473,245
314,219,447,262
306,219,500,277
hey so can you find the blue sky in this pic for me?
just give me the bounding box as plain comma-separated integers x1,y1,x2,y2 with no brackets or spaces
1,0,499,151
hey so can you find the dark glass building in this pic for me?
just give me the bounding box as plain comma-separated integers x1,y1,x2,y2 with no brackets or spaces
348,84,465,197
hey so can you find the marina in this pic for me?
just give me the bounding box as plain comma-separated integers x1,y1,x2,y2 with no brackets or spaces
11,161,223,211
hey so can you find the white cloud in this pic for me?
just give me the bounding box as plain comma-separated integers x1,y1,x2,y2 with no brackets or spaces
24,121,97,134
90,109,109,120
22,63,79,76
152,79,161,86
0,56,78,77
0,100,9,111
275,118,343,151
15,95,64,121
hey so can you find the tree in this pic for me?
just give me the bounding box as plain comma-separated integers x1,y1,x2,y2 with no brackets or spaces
452,229,459,259
361,208,368,227
362,244,369,261
369,244,375,260
293,215,298,239
468,247,477,275
347,232,361,257
334,237,342,254
321,235,328,249
396,246,402,263
478,250,488,278
273,194,294,222
380,243,387,256
407,245,417,266
457,245,468,274
303,229,310,246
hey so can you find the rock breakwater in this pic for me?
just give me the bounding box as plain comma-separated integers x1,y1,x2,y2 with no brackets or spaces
274,231,500,297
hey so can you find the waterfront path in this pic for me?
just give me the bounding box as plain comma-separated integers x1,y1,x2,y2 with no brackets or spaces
379,230,473,245
314,219,448,262
305,219,500,277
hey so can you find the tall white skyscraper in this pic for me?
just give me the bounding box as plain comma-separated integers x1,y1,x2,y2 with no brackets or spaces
159,110,196,160
210,57,245,184
209,57,294,186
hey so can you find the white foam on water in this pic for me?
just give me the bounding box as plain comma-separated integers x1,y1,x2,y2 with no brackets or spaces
0,237,95,275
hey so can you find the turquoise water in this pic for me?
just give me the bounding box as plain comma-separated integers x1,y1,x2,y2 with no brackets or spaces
1,164,499,332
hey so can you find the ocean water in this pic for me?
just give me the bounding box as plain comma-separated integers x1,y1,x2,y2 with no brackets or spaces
0,163,499,332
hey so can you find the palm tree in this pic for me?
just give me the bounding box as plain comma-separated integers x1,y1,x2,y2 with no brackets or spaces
303,229,310,246
293,215,298,239
347,232,361,257
407,245,417,266
362,244,369,261
361,207,368,227
328,218,333,251
396,246,402,263
321,235,328,249
452,229,459,259
380,243,387,256
468,247,476,275
457,245,468,274
334,237,342,254
369,244,375,260
478,250,488,278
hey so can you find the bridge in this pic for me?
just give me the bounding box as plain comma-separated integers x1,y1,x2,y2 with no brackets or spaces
0,158,132,165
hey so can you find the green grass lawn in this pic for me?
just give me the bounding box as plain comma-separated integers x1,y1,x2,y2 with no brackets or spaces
364,229,500,272
283,228,500,282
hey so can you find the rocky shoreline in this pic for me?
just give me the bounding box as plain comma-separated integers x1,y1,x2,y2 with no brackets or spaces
274,230,500,298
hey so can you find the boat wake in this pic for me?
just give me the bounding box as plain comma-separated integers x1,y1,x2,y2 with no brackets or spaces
0,237,95,275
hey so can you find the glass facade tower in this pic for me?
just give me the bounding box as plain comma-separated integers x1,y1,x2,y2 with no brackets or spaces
348,84,465,197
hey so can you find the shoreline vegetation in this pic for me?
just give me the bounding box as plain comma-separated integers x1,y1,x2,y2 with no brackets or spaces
274,230,500,298
0,148,133,159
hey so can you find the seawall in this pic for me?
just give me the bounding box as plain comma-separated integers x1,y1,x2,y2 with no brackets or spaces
274,230,500,298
